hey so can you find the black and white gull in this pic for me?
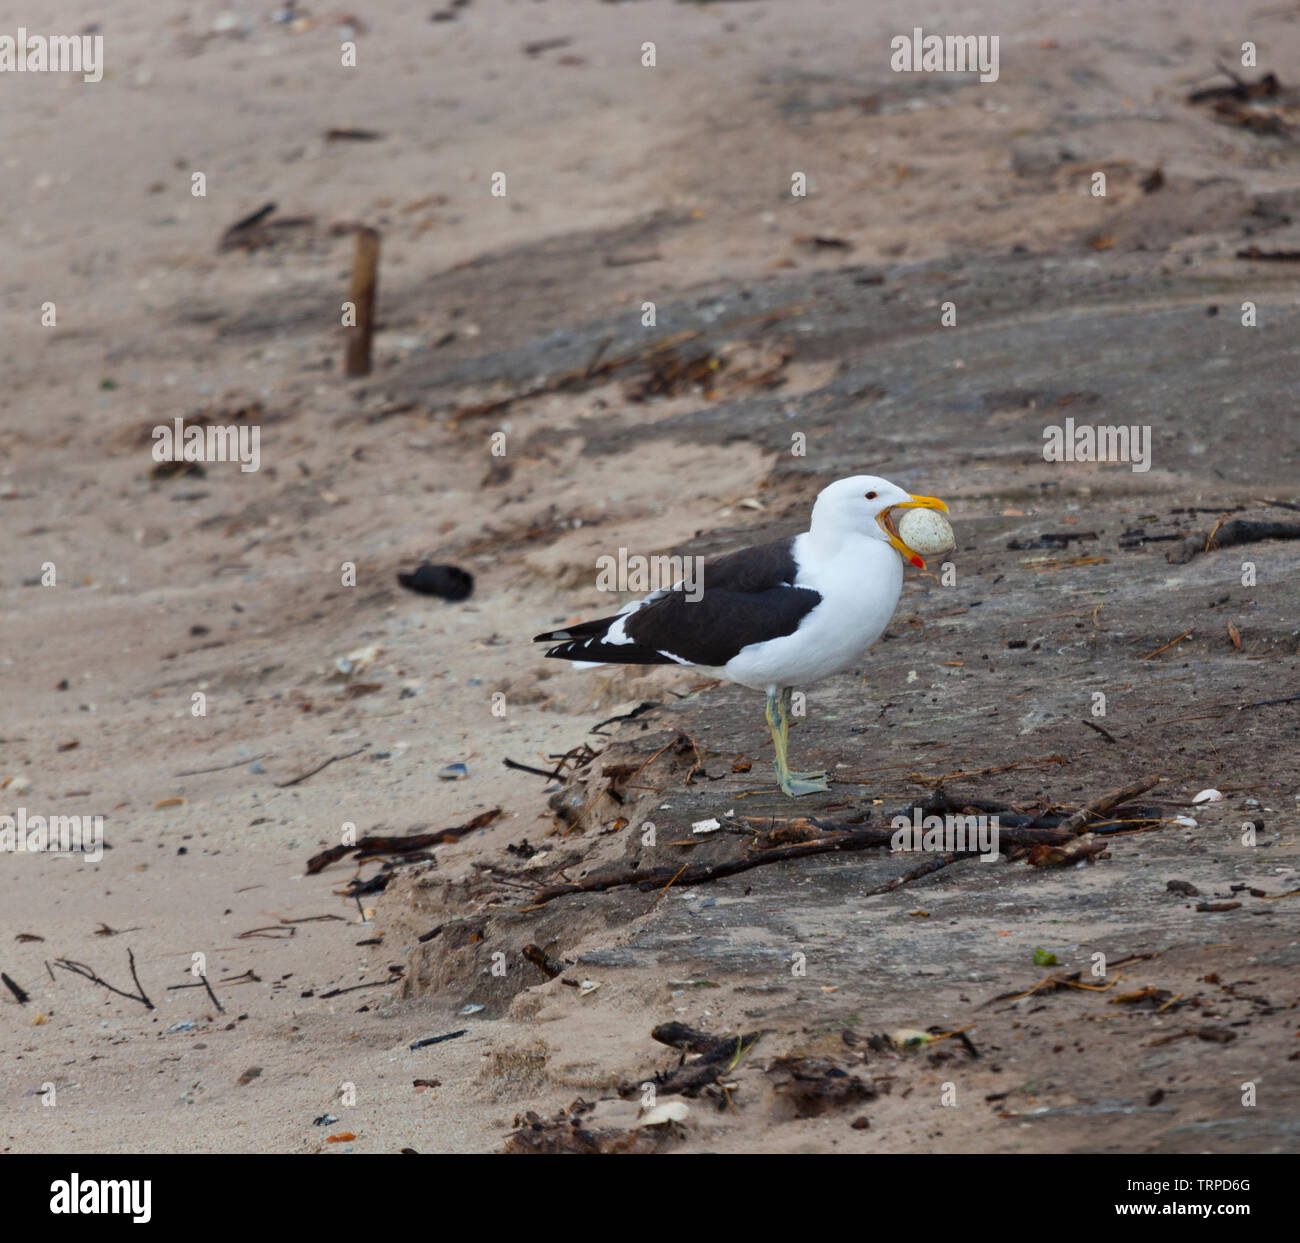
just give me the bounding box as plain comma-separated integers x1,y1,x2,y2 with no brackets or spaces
534,475,951,796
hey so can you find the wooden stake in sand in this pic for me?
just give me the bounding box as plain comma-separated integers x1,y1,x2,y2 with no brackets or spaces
344,226,381,377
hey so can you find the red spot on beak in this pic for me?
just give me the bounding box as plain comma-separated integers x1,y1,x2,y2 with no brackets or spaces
909,554,925,568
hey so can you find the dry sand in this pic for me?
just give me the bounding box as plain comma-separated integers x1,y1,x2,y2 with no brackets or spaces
2,0,1298,1154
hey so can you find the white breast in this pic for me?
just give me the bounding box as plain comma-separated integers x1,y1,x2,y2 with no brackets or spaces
723,533,903,691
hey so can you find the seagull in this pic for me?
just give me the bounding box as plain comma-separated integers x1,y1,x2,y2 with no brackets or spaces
534,476,949,796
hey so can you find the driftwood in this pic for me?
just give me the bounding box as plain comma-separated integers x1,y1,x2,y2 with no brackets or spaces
1166,519,1300,564
1031,775,1162,869
531,823,917,902
529,824,1081,902
641,1022,763,1096
1027,836,1112,868
529,782,1164,905
1058,776,1160,833
306,808,501,874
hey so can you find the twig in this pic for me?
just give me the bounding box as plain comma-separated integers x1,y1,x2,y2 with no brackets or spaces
126,949,152,1007
1204,513,1232,552
862,851,961,896
198,972,224,1013
305,808,501,874
2,972,30,1004
983,953,1158,1005
318,970,403,998
589,701,661,736
1140,630,1193,661
645,864,688,913
1081,719,1119,744
54,948,154,1010
681,733,704,784
410,1030,467,1050
502,757,565,781
166,972,225,1013
175,753,270,777
217,201,276,249
274,745,368,789
1059,776,1161,834
1236,694,1300,712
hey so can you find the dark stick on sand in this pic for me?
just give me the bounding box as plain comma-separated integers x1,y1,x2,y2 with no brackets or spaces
274,744,368,789
54,948,154,1010
165,974,224,1014
344,226,381,377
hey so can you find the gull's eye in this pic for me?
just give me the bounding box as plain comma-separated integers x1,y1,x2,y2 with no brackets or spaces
864,490,878,500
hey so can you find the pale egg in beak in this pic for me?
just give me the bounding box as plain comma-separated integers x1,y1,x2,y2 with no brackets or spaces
876,494,949,568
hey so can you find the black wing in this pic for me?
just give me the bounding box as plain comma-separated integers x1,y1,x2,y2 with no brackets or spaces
534,537,822,667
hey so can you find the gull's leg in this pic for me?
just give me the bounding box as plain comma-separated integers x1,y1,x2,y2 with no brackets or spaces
765,688,786,777
769,686,829,797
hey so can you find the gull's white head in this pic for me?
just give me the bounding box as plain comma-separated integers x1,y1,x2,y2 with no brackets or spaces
809,474,950,567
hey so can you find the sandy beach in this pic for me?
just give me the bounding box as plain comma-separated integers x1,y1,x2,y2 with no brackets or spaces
2,0,1298,1156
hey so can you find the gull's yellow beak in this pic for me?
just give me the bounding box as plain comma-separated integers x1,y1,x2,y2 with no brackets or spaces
876,494,949,569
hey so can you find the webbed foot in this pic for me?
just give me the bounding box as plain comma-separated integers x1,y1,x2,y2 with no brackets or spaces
775,767,831,797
